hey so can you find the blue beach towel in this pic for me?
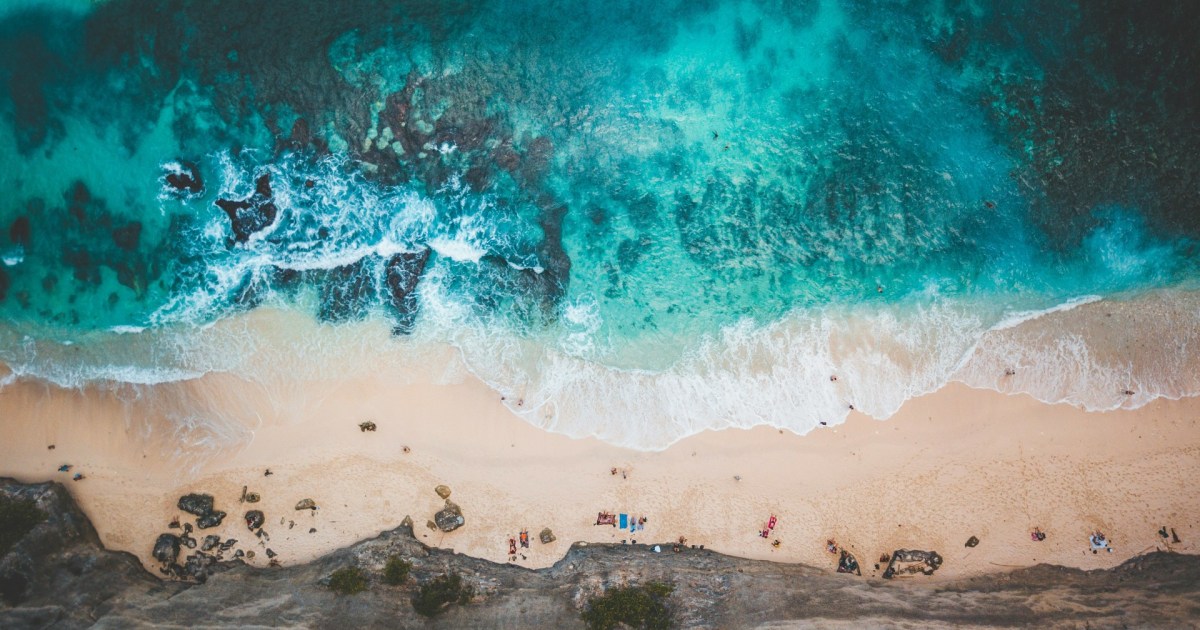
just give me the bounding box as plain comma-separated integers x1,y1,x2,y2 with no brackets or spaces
619,514,628,529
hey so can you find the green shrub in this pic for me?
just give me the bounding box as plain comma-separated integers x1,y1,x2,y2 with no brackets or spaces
581,582,674,630
411,573,473,617
328,566,368,595
0,495,45,557
383,555,412,586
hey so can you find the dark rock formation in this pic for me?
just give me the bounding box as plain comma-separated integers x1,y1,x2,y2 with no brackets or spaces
215,173,278,243
201,535,221,552
163,160,203,197
196,510,226,529
385,247,430,334
176,493,214,517
151,534,180,565
244,510,264,531
882,549,944,579
4,478,1200,629
434,501,464,532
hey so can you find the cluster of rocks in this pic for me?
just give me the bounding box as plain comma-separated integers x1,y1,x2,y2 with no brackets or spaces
150,491,281,582
431,485,464,533
151,493,239,582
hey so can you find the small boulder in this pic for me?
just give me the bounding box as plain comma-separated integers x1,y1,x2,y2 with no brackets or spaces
245,510,265,531
153,533,181,564
965,536,980,548
359,421,377,432
295,498,317,511
435,485,452,499
246,492,261,503
539,528,556,544
434,501,465,532
197,510,226,529
178,493,214,517
201,535,221,551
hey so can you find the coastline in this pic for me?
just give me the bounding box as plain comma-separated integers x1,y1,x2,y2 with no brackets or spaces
0,346,1197,580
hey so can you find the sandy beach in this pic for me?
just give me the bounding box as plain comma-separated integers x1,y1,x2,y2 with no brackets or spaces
1,318,1197,581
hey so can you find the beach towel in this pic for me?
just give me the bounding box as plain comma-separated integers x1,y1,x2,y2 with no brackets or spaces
619,513,628,529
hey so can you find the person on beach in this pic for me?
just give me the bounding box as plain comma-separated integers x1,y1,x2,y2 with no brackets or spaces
1031,528,1046,541
1089,532,1112,553
58,464,71,472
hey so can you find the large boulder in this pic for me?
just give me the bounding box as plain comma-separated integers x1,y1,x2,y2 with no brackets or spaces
177,494,214,517
434,501,464,532
152,534,180,564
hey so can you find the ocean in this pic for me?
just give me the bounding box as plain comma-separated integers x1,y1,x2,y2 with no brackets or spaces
1,0,1198,448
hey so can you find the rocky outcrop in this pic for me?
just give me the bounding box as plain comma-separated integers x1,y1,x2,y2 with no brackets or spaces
215,173,279,243
3,478,1200,629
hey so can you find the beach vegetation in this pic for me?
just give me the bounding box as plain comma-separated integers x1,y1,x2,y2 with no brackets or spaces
328,566,368,595
383,555,411,585
411,572,473,617
0,495,45,557
581,581,674,630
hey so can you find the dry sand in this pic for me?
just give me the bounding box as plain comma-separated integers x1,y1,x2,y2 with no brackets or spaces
1,343,1197,581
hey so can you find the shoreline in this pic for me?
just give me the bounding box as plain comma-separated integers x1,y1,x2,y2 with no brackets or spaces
1,354,1197,581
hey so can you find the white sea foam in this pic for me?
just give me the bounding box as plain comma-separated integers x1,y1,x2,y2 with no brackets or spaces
429,236,486,263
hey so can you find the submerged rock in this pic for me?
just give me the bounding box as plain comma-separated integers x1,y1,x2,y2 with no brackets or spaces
434,501,465,532
385,248,431,334
177,493,214,517
152,534,180,564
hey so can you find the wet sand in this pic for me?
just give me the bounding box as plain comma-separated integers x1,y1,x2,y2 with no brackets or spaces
0,344,1196,579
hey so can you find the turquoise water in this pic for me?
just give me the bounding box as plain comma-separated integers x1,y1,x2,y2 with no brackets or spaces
1,0,1198,445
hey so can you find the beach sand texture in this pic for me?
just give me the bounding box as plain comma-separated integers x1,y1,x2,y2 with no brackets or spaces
1,335,1196,581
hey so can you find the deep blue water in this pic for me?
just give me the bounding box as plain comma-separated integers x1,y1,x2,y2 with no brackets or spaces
0,0,1197,445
